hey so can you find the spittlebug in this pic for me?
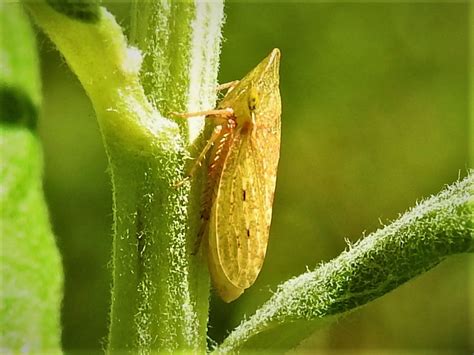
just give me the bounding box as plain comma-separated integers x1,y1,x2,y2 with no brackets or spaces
176,48,281,302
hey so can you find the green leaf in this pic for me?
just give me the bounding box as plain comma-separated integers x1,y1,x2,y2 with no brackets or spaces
0,0,40,127
216,172,474,353
0,2,62,353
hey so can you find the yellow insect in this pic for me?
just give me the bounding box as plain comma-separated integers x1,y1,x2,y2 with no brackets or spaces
176,48,281,302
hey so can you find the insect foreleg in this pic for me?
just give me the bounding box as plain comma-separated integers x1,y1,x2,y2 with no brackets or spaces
172,108,233,119
175,125,224,187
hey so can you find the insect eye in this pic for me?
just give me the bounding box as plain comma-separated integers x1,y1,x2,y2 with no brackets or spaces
248,86,259,111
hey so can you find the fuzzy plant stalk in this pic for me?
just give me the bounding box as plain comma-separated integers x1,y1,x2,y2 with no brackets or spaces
0,2,62,352
24,0,224,353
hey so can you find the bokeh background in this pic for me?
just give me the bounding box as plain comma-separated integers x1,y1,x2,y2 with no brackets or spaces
37,2,471,353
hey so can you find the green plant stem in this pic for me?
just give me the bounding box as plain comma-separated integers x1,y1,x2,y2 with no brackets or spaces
24,1,224,352
216,173,474,353
128,1,224,351
0,2,62,352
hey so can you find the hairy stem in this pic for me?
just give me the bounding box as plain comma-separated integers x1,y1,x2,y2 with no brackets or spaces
24,1,224,352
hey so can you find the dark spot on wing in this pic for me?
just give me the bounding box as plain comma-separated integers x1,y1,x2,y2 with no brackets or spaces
246,229,250,238
249,97,257,110
242,189,246,201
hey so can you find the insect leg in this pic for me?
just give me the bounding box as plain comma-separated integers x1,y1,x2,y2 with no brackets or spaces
174,125,224,187
192,219,208,255
172,108,233,119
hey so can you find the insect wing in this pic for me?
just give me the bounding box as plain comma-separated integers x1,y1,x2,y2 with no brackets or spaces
250,55,281,230
207,134,265,298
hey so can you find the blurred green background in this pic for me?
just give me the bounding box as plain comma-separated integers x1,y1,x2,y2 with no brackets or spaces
37,2,471,353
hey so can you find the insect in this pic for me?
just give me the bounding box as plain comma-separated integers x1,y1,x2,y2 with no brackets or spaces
175,48,281,302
